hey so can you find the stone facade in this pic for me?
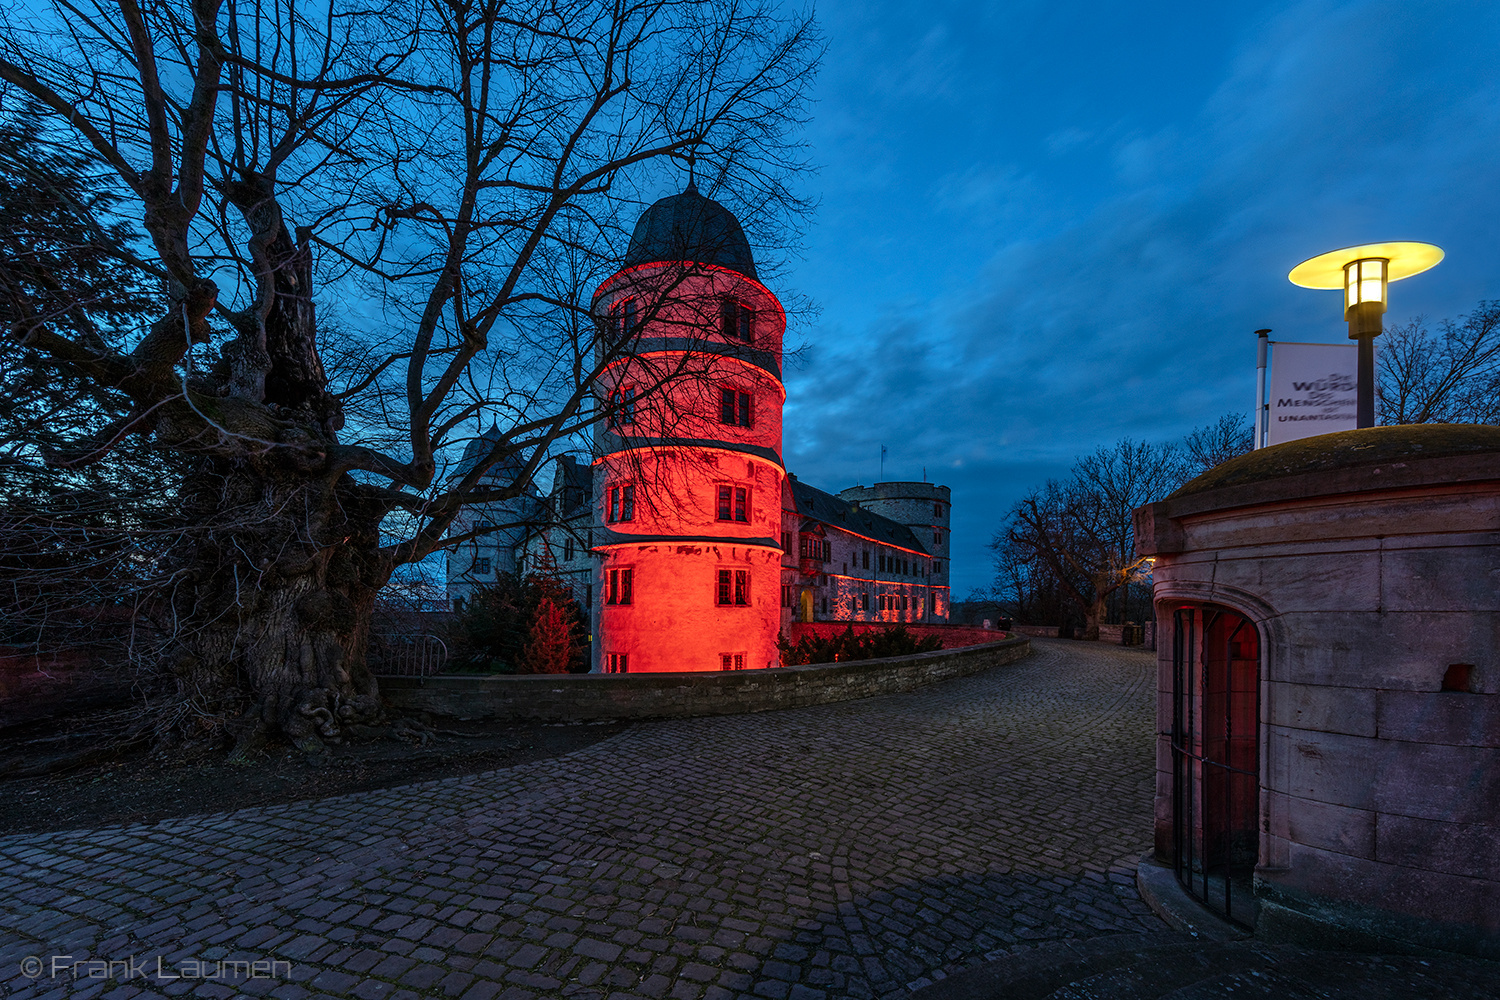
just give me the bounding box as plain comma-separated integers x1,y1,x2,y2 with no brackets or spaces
1134,424,1500,959
780,477,951,629
447,186,950,671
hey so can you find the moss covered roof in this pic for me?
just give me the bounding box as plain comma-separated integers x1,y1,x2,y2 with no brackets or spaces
1172,424,1500,499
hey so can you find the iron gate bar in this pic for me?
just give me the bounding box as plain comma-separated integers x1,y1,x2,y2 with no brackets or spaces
1170,607,1259,930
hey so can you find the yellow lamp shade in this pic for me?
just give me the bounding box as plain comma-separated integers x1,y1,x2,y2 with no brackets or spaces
1289,241,1444,289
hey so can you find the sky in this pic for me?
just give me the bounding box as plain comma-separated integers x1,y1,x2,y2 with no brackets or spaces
771,0,1500,597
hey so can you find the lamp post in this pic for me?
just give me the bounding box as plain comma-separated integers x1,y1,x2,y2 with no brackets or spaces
1288,242,1443,428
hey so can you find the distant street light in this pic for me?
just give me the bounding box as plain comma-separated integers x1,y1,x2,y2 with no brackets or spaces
1289,241,1443,428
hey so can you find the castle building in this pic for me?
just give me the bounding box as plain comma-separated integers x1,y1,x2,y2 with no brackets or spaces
447,185,950,670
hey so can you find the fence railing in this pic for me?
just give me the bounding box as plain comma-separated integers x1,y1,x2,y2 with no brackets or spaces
370,633,449,677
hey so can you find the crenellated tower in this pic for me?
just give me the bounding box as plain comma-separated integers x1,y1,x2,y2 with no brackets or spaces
590,183,787,672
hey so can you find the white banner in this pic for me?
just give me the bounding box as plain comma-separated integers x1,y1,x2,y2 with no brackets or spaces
1266,342,1358,446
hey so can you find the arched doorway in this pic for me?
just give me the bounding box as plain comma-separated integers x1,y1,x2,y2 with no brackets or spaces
1171,605,1260,927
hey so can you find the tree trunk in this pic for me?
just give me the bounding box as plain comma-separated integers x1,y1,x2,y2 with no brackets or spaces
162,464,390,751
155,181,381,751
1082,598,1103,641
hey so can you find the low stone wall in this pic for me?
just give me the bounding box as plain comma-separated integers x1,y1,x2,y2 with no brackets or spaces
1012,622,1156,647
382,635,1031,722
0,648,134,729
786,621,1009,648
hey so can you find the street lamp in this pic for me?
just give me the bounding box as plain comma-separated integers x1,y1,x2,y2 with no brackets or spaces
1288,241,1443,428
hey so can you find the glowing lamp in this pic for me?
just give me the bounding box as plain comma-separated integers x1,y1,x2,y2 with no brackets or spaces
1288,241,1443,428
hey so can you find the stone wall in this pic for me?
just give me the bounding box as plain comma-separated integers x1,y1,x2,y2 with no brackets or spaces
1012,622,1156,647
786,621,1007,648
1134,425,1500,959
0,648,133,729
382,635,1030,722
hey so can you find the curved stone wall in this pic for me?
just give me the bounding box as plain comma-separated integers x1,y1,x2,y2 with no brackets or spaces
380,635,1030,722
1134,426,1500,959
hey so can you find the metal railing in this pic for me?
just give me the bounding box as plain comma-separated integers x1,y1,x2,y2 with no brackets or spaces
370,633,449,677
1171,608,1260,929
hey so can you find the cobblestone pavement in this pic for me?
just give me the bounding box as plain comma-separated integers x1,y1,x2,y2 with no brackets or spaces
0,639,1161,1000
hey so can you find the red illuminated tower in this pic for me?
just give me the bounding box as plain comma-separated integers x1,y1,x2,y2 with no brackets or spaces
591,184,786,672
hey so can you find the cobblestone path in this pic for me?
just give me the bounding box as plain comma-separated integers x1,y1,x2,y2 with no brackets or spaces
0,639,1162,999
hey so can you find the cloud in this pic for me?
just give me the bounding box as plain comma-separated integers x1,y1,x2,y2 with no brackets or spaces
786,0,1500,594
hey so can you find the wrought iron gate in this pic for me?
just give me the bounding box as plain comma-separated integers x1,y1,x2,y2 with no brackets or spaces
1171,607,1260,927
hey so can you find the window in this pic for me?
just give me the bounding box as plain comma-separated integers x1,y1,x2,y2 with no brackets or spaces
934,528,943,545
564,537,576,561
475,520,494,534
862,550,870,570
607,568,633,605
720,652,746,671
607,484,635,523
934,502,944,517
782,531,793,553
933,559,942,575
716,485,749,522
472,557,491,574
608,297,637,344
608,386,636,426
605,653,629,674
820,597,828,614
781,584,794,608
719,388,753,427
861,593,869,610
586,584,592,608
929,593,936,614
717,569,749,606
720,298,755,343
902,595,908,610
798,537,830,562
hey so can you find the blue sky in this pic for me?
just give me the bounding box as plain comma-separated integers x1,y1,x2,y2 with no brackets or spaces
773,0,1500,596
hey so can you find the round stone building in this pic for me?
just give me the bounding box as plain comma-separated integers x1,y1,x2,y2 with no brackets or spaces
1134,424,1500,958
590,183,787,673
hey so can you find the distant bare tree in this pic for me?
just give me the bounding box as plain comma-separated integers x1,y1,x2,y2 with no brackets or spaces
0,0,818,753
1378,302,1500,426
1183,412,1253,475
997,439,1187,641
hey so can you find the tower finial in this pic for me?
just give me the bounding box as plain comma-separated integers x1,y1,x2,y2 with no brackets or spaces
685,154,697,194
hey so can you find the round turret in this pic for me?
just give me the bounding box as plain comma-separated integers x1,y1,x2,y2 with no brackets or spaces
590,186,785,673
838,482,952,595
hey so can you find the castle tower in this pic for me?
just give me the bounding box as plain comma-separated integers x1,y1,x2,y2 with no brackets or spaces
590,184,787,672
838,482,952,620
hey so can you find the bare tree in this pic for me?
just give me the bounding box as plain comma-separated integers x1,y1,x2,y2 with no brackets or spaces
0,0,817,753
1183,412,1253,475
1378,302,1500,426
993,438,1187,640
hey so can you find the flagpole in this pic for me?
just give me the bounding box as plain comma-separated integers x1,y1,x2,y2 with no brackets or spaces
1255,329,1270,449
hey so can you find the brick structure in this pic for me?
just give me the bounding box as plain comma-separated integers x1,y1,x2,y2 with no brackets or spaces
1133,424,1500,959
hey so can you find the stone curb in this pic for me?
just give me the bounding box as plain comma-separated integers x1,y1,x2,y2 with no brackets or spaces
1133,852,1251,943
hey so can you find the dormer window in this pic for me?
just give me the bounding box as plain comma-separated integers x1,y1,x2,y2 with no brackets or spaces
719,298,755,343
